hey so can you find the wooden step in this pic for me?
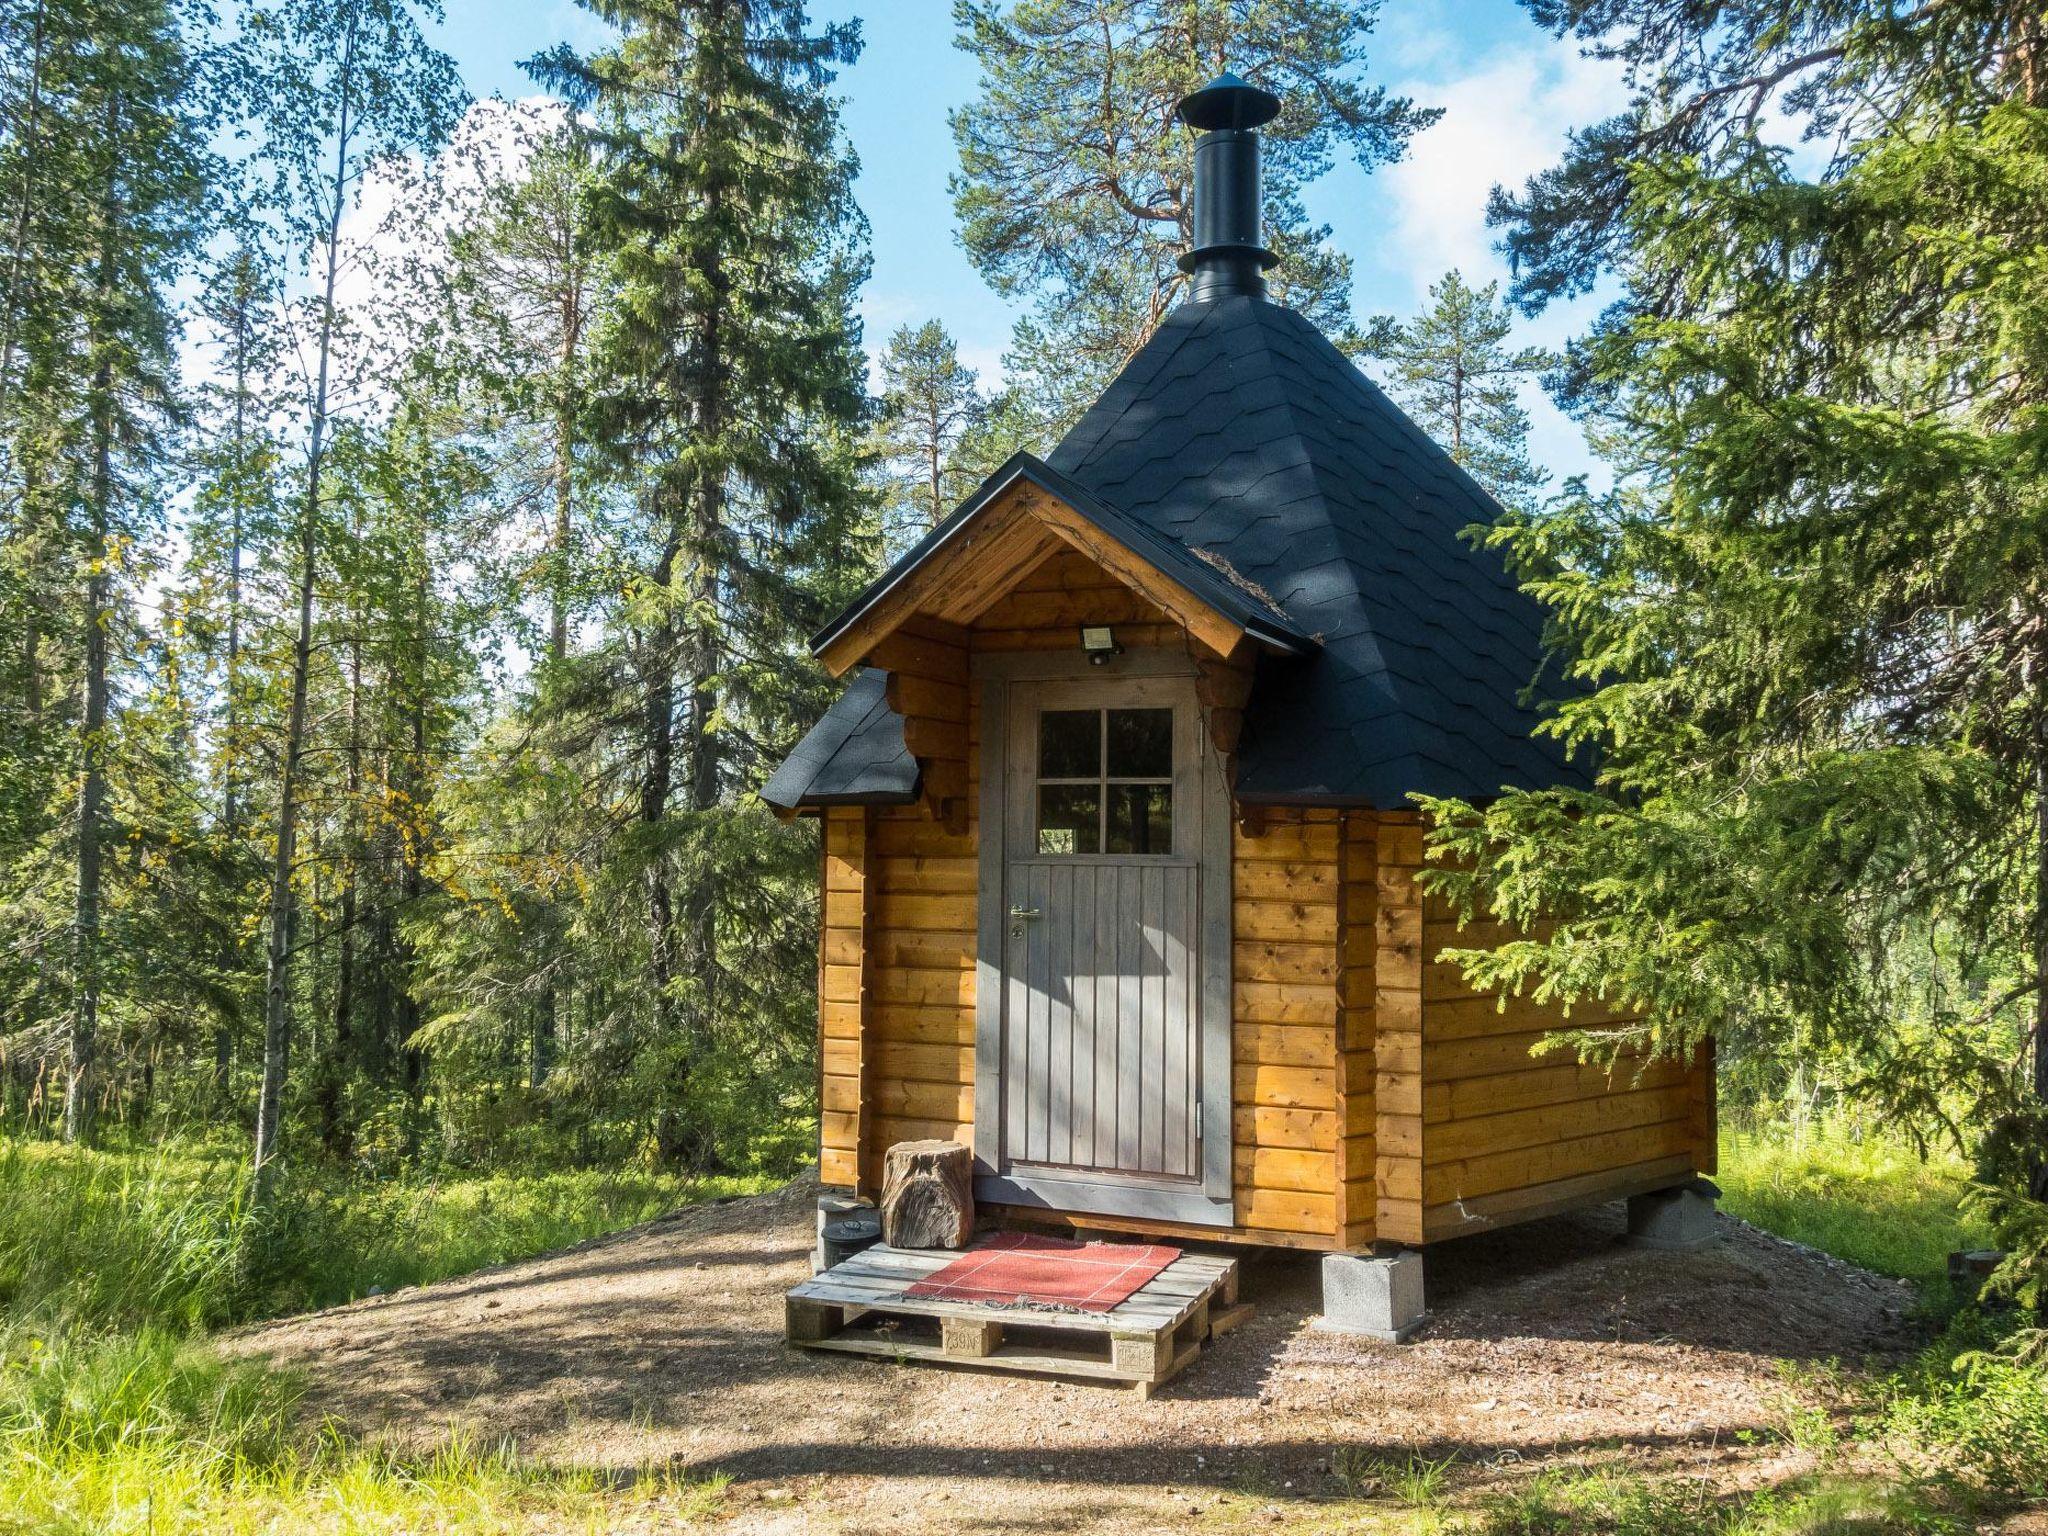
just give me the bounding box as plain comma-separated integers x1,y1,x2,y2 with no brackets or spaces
785,1242,1243,1396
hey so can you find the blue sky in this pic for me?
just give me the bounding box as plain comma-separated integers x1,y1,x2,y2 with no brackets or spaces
425,0,1625,484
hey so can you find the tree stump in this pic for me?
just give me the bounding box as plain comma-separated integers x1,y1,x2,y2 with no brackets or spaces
880,1139,974,1249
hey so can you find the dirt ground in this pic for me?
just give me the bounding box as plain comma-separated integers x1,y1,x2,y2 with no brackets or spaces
231,1179,1923,1532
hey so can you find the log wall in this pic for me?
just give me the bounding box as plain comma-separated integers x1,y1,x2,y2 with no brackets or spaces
815,549,1714,1246
818,806,868,1189
1230,807,1347,1244
1412,840,1715,1243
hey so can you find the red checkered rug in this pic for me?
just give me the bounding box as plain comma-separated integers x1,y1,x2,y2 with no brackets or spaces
903,1231,1180,1312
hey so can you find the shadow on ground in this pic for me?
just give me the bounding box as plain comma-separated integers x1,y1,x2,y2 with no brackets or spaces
229,1178,1918,1534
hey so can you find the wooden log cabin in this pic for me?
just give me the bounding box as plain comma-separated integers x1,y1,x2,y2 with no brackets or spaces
763,75,1714,1290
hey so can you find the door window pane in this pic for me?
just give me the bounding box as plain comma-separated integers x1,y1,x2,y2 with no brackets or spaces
1106,708,1172,778
1106,783,1172,854
1037,785,1100,854
1038,709,1101,778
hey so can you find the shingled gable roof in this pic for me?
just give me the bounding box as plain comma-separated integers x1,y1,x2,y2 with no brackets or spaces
811,450,1319,667
761,292,1587,813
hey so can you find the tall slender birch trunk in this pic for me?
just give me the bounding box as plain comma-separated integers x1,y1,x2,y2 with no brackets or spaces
254,16,357,1197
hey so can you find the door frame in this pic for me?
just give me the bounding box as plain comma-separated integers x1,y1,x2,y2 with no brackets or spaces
970,647,1234,1227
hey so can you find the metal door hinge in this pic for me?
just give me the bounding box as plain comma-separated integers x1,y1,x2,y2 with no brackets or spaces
1194,1103,1203,1139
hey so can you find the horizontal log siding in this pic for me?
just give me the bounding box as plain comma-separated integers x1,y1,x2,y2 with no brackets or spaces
1416,862,1714,1241
859,701,979,1190
1335,811,1377,1248
968,548,1180,652
1232,807,1344,1242
847,546,1368,1248
819,807,868,1191
1373,811,1427,1244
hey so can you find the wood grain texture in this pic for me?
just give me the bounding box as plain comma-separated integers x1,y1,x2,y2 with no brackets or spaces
818,807,869,1192
860,795,977,1190
1415,826,1715,1235
879,1139,975,1248
1373,810,1426,1246
1230,808,1343,1239
1335,810,1377,1247
820,529,1721,1251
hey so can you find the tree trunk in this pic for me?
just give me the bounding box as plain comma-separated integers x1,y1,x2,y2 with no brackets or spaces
395,528,432,1148
640,546,679,1043
0,0,50,423
256,21,356,1198
549,300,577,665
662,77,731,1164
324,543,363,1157
64,89,122,1147
880,1140,975,1249
2023,741,2039,1114
214,291,249,1103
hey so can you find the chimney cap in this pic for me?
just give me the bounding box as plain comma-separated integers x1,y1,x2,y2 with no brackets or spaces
1176,72,1281,132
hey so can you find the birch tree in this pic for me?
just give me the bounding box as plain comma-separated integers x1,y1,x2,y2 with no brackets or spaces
230,0,464,1190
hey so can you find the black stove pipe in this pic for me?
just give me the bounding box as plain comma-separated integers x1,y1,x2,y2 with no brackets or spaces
1175,72,1281,302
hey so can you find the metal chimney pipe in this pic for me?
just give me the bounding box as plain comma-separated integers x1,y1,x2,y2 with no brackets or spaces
1176,73,1281,302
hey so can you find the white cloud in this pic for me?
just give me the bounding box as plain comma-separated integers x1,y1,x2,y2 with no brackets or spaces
1382,42,1628,303
330,95,567,369
1365,40,1631,488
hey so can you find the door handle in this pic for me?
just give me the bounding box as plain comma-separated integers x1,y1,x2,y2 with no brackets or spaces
1008,906,1041,920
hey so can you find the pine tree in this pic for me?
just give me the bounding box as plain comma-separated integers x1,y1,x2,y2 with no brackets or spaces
872,319,985,543
950,0,1432,436
530,0,873,1162
1360,270,1552,511
1418,6,2048,1171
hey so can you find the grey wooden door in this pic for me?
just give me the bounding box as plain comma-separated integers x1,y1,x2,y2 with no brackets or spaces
973,663,1232,1225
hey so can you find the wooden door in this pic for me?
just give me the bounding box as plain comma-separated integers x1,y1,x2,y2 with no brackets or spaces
973,660,1233,1226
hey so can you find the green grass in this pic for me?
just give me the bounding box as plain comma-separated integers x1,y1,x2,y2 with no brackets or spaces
2,1121,2038,1535
0,1139,756,1533
1716,1124,1992,1295
0,1138,769,1329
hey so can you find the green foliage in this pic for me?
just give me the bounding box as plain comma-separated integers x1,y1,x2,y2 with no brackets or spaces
949,0,1433,436
1718,1127,1990,1296
0,1139,741,1531
0,1138,759,1332
1332,1446,1459,1508
871,318,988,546
1879,1317,2048,1505
1361,270,1554,511
1420,6,2048,1201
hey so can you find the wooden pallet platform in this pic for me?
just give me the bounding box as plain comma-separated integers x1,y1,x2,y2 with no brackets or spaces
785,1243,1243,1396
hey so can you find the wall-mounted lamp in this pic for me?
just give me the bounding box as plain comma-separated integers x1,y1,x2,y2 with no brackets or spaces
1080,626,1122,666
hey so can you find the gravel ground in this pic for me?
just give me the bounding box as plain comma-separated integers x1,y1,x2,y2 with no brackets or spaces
230,1177,1922,1532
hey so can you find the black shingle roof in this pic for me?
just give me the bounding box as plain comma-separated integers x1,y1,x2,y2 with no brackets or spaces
813,451,1318,660
762,294,1585,812
759,668,918,809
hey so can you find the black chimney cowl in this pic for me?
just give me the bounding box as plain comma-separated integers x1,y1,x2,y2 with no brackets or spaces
1176,72,1281,303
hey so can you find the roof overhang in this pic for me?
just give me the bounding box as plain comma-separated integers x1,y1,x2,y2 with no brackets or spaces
813,452,1316,677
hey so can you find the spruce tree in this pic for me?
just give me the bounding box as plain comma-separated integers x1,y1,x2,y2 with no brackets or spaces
45,0,207,1141
872,319,985,543
1361,270,1552,511
950,0,1432,435
530,0,872,1162
1416,6,2048,1179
